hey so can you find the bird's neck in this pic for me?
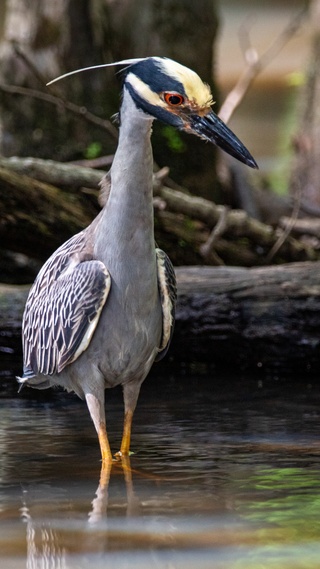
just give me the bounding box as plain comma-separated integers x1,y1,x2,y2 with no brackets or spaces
112,87,154,194
96,87,155,257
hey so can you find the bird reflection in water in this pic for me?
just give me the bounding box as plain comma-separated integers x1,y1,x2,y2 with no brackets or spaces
20,495,68,569
20,458,138,568
89,456,139,523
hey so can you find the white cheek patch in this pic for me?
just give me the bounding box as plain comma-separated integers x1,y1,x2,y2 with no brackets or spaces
126,73,167,109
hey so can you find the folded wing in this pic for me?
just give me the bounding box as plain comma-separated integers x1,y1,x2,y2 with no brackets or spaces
21,232,111,378
155,248,177,361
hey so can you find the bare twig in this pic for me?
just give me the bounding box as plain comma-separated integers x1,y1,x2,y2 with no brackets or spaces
266,181,302,263
12,42,49,87
9,42,119,140
199,206,229,262
219,7,308,124
71,155,114,169
0,83,119,140
0,156,105,189
153,167,170,192
279,217,320,238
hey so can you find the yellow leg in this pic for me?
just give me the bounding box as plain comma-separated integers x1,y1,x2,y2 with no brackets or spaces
85,392,113,464
98,424,113,463
115,382,141,457
115,409,133,457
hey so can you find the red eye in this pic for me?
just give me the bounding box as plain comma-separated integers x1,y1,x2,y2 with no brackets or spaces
164,92,185,106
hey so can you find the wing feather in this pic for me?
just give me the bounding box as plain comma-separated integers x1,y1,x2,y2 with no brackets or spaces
21,231,111,378
155,248,177,361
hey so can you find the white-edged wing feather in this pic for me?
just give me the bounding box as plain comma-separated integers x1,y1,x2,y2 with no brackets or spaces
155,248,177,361
21,231,111,378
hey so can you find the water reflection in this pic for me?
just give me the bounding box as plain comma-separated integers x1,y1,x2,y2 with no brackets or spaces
19,458,139,568
1,377,320,568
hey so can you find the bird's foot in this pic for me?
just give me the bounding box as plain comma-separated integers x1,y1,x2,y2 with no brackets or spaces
113,450,134,461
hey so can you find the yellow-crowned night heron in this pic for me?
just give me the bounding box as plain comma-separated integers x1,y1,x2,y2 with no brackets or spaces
19,57,257,463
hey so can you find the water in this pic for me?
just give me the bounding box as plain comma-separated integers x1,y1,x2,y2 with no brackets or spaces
1,374,320,568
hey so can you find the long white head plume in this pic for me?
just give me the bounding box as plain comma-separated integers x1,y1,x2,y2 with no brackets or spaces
46,58,147,86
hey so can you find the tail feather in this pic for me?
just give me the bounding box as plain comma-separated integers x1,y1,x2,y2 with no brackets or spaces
16,373,52,391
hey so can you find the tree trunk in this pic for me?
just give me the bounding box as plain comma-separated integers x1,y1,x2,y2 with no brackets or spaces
0,0,219,198
0,0,114,160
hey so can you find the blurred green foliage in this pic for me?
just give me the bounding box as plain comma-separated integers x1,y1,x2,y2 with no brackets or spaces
161,125,187,153
84,141,103,160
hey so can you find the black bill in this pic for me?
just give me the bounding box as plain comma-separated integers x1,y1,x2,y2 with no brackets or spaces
189,112,258,169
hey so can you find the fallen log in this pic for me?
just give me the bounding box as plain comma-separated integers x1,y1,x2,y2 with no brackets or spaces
0,165,95,259
1,262,320,391
172,262,320,375
0,156,105,190
0,157,318,278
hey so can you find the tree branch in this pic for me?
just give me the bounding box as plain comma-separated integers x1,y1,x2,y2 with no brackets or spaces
266,181,302,263
0,83,119,140
219,7,308,124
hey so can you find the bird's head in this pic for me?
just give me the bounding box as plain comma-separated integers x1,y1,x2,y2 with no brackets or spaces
123,57,257,168
47,56,257,169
